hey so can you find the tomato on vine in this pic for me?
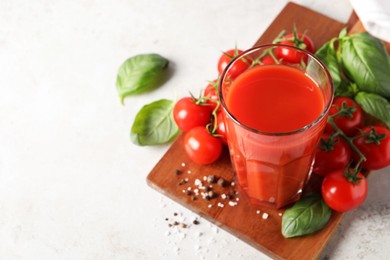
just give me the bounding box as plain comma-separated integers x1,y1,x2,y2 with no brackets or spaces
274,32,315,63
313,133,351,176
173,97,212,132
321,168,368,212
217,49,249,79
353,126,390,170
183,126,223,164
325,97,364,137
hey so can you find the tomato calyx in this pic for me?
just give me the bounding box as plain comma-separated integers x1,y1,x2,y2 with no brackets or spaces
333,101,356,119
359,127,387,145
277,32,307,50
206,79,219,93
221,47,242,61
343,164,363,184
319,133,338,151
189,92,210,106
273,26,309,50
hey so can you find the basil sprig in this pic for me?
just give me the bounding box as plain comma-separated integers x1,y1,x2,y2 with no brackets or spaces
131,99,179,146
282,193,332,238
341,33,390,98
116,53,169,103
315,31,390,128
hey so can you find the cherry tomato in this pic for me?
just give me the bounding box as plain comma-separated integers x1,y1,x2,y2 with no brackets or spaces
325,97,364,137
322,169,368,212
203,80,219,112
260,55,277,65
173,97,212,132
274,33,314,63
313,133,351,176
184,126,223,164
353,126,390,170
216,111,227,145
217,49,249,79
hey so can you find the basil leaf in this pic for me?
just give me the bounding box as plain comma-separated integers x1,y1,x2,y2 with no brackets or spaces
116,54,169,103
281,193,332,238
315,40,342,90
341,33,390,98
131,99,179,146
355,92,390,128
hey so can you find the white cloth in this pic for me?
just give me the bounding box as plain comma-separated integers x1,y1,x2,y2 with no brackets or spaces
350,0,390,42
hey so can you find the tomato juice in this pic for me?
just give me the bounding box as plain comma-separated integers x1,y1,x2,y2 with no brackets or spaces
222,64,328,208
226,65,324,132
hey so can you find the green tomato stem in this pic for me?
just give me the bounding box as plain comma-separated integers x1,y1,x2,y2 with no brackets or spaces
327,113,366,179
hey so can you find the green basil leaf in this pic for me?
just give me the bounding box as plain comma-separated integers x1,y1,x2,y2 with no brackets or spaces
315,40,342,90
116,54,169,103
355,92,390,128
341,32,390,98
281,193,332,238
131,99,179,146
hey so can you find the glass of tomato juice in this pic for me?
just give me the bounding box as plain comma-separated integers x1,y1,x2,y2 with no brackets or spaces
218,44,333,209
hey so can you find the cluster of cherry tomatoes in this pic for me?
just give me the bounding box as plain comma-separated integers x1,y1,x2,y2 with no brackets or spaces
172,81,226,165
313,96,390,212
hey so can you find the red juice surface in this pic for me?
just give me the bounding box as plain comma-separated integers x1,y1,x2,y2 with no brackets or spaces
223,65,326,208
226,65,324,132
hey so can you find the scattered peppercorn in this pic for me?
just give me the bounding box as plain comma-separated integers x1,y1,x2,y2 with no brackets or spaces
206,175,217,183
178,178,188,186
204,185,212,192
207,190,217,199
217,178,228,187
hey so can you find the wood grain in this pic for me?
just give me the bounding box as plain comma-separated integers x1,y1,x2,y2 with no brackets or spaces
147,2,368,259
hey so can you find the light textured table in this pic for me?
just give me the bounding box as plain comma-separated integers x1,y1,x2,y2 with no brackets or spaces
1,0,389,259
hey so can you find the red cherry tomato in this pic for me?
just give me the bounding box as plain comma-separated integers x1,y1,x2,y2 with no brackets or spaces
217,49,249,79
203,80,219,112
260,55,277,65
325,97,364,137
274,33,315,63
173,97,212,132
322,169,368,212
216,111,227,145
353,126,390,170
313,133,351,176
184,126,223,164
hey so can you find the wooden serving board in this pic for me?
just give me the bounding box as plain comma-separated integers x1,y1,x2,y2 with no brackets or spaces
147,2,380,259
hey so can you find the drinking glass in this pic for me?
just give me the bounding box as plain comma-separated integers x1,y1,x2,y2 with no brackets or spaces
218,44,333,209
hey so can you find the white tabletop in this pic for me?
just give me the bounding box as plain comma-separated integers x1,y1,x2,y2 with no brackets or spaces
1,0,389,259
